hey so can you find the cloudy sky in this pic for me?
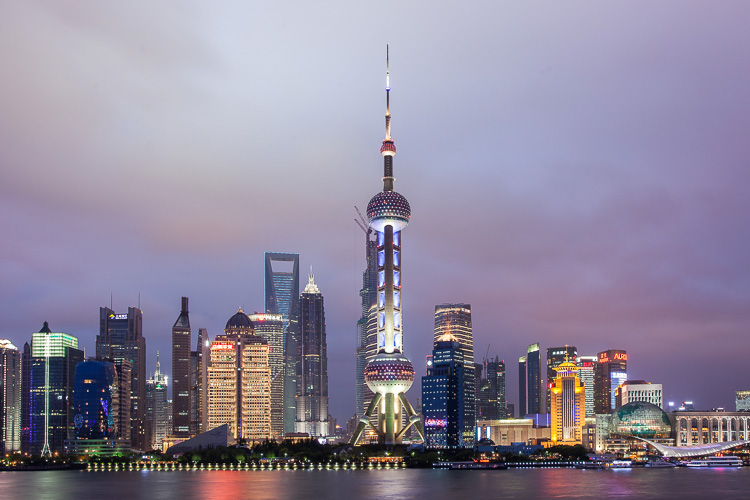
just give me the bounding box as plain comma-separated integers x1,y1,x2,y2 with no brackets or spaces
2,1,749,423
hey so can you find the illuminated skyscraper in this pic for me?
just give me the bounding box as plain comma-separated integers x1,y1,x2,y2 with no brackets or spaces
422,333,467,448
171,297,191,437
66,360,129,455
295,270,329,437
433,304,475,444
594,349,627,414
350,47,424,446
207,310,271,442
97,306,148,451
477,357,506,421
29,322,84,455
519,343,542,417
264,252,300,435
546,346,577,412
193,327,210,433
146,352,168,450
247,314,284,438
0,340,21,454
576,355,597,417
550,362,586,445
355,223,378,420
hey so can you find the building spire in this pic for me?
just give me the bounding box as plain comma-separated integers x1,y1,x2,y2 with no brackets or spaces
380,44,397,191
303,266,320,294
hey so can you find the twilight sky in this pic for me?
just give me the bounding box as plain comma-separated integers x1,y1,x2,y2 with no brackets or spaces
2,1,750,423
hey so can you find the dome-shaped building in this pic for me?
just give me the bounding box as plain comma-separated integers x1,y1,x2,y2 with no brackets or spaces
225,308,254,334
609,401,672,439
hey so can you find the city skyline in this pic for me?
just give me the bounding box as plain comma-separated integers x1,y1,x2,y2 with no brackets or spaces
2,2,750,425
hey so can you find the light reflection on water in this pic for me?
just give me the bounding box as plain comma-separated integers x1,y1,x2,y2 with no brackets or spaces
1,468,749,500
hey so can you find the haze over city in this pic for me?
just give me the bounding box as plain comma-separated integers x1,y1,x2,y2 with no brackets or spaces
2,1,749,424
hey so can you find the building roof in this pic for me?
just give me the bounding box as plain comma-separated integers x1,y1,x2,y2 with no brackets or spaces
225,309,253,330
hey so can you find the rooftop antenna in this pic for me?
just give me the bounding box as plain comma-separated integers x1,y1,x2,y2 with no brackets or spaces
110,292,113,310
138,292,141,310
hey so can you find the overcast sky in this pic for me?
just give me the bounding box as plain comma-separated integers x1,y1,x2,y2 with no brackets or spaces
2,1,750,423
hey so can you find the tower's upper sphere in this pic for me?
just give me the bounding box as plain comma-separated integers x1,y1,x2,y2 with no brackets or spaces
364,352,415,395
367,190,411,232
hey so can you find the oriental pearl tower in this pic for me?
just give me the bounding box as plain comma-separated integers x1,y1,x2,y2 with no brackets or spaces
350,46,425,446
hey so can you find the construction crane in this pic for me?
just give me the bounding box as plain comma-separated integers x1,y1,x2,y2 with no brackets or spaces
354,205,372,237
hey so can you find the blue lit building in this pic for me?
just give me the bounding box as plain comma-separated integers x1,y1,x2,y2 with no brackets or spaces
264,252,300,435
66,360,129,456
72,361,117,439
422,333,467,449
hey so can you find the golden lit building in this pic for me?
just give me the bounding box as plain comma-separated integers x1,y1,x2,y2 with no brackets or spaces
207,309,271,443
550,361,586,444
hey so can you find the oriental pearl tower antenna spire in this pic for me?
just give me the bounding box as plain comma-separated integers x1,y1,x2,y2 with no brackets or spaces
350,46,425,446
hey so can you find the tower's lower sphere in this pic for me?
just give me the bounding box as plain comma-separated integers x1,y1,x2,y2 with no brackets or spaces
364,352,415,395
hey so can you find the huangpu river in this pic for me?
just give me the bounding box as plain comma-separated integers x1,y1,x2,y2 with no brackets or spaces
2,467,749,499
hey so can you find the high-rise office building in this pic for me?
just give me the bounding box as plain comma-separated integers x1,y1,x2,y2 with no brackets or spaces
248,314,284,438
66,360,129,455
594,349,627,414
519,343,542,417
295,271,329,437
265,252,300,435
422,333,467,448
349,47,424,446
171,297,191,437
355,226,378,419
479,357,506,421
146,353,168,450
549,361,586,445
576,355,597,417
433,304,475,446
615,380,662,409
546,346,577,412
28,322,84,455
207,310,271,442
194,327,210,433
97,306,148,451
0,340,21,454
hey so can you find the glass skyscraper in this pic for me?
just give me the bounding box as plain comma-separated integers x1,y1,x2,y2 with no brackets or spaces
264,252,300,435
594,349,628,414
433,304,475,446
72,361,118,440
355,230,378,420
422,334,467,449
546,346,577,412
97,306,148,451
519,343,542,417
28,322,84,455
295,271,329,437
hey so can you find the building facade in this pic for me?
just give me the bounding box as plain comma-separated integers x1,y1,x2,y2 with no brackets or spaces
0,340,21,454
615,380,662,409
477,357,506,421
735,391,750,412
549,361,586,445
576,355,597,417
97,306,148,451
519,343,542,417
247,314,284,438
145,353,168,450
422,334,466,448
295,271,329,437
264,252,300,435
171,297,191,437
546,346,577,413
207,310,271,442
594,349,627,414
672,410,750,446
433,304,475,446
355,230,378,420
28,322,84,455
